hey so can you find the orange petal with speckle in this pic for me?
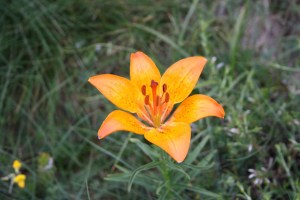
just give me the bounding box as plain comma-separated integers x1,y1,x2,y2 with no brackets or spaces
98,110,148,139
144,122,191,163
88,74,141,113
160,56,207,103
169,94,225,124
130,51,161,97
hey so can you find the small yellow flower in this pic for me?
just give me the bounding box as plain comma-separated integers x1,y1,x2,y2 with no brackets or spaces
1,160,27,193
12,160,22,173
13,174,26,188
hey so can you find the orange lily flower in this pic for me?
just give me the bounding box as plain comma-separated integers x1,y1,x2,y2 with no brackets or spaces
88,51,225,163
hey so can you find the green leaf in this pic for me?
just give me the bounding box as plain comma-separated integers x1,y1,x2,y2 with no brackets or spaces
176,184,222,199
131,23,189,57
166,161,190,181
186,134,210,164
129,138,160,161
128,161,163,192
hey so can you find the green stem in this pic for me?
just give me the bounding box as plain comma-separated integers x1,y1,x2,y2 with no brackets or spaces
160,152,172,199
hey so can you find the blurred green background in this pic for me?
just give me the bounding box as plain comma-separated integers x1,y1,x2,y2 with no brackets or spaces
1,0,300,199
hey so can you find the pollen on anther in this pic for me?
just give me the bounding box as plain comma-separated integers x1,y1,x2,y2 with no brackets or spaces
163,84,167,92
145,95,150,105
141,85,146,95
165,92,170,103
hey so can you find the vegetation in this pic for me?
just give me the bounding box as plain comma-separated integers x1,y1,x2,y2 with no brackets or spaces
0,0,299,199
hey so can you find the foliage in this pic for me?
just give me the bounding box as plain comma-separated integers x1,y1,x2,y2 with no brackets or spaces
0,0,299,199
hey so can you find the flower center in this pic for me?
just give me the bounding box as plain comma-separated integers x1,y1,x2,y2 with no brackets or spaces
140,80,170,127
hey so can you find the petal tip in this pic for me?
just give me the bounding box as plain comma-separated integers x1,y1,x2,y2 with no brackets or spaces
98,126,108,139
175,157,185,163
87,75,100,84
219,105,225,118
171,151,188,163
131,51,144,58
195,56,208,65
98,127,108,139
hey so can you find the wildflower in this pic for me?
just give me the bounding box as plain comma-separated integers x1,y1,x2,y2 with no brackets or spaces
248,168,270,185
88,51,225,162
12,160,22,173
1,160,26,193
229,128,240,134
13,174,26,188
247,144,253,152
38,152,54,171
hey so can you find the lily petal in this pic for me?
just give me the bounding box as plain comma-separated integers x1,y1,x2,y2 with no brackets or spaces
88,74,141,113
169,94,225,124
98,110,149,139
130,51,161,94
144,122,191,163
160,56,207,103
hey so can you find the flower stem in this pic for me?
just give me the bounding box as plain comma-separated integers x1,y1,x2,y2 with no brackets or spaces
160,152,173,199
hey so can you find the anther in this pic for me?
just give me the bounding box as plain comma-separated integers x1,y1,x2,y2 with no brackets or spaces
144,95,150,105
165,93,170,103
141,85,146,96
163,84,167,93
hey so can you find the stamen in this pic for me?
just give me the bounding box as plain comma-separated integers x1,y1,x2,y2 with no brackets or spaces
141,85,146,96
160,104,173,123
138,111,154,127
165,92,170,103
144,95,150,105
141,81,172,127
163,84,167,93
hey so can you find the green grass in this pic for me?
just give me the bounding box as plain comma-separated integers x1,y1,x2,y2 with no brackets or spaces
1,0,300,199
